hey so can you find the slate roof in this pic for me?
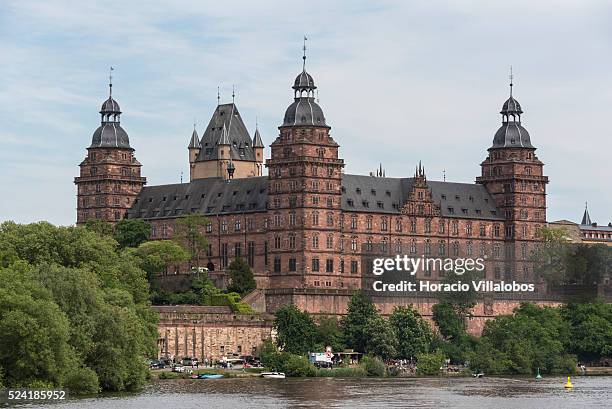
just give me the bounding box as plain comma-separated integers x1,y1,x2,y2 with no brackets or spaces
127,177,268,220
89,122,131,149
341,174,503,220
128,173,502,221
196,103,257,162
492,121,534,149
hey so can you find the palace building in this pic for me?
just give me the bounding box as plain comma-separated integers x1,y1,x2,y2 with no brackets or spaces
75,55,550,317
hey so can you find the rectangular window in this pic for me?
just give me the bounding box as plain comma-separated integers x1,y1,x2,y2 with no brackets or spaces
326,259,334,273
221,243,228,268
247,241,255,267
312,258,320,272
288,258,296,272
274,257,281,273
234,242,241,259
264,242,268,266
351,260,358,274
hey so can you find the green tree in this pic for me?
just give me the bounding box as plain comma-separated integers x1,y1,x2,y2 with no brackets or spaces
561,302,612,362
84,219,114,237
432,302,465,341
364,315,397,360
0,271,71,388
341,290,378,353
173,214,209,268
226,257,256,295
315,316,345,353
114,219,151,248
136,240,189,279
0,221,158,393
390,305,433,359
438,269,482,318
470,303,575,375
274,305,317,355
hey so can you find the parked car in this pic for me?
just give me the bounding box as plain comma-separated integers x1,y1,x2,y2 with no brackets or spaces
149,359,166,369
181,357,199,366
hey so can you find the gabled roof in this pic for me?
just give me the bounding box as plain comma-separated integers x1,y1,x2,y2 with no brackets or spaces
340,174,503,219
127,177,268,219
128,175,503,221
196,103,256,161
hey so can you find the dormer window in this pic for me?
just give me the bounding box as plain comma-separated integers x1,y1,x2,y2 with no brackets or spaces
448,207,455,214
441,194,446,200
356,188,361,194
455,195,460,201
371,189,376,195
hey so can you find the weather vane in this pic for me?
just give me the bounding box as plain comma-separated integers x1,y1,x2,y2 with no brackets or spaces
303,35,307,70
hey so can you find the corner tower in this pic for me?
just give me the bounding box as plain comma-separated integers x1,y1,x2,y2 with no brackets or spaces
265,46,345,289
476,75,548,281
75,73,146,224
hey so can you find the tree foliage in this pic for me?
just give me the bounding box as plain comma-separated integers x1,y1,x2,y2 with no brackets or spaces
470,303,576,375
136,240,189,279
0,222,157,393
341,290,378,353
114,219,151,248
274,305,317,355
560,301,612,362
390,305,433,359
226,257,256,295
173,214,208,267
363,315,397,360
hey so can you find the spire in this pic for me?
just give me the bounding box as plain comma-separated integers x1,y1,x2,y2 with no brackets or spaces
581,202,592,225
188,122,200,149
109,66,114,97
218,123,230,145
302,35,307,71
252,120,264,148
232,84,235,104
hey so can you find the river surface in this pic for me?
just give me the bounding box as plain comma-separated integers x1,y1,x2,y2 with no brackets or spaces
19,376,612,409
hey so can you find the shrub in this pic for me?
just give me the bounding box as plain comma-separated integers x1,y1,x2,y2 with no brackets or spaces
280,354,316,377
416,350,445,376
360,355,386,377
316,366,367,377
64,367,99,395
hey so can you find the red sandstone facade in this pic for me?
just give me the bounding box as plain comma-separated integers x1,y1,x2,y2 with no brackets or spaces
76,63,551,317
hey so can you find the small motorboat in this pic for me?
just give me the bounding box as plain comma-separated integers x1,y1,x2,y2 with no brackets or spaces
472,372,484,378
198,373,224,379
261,372,286,379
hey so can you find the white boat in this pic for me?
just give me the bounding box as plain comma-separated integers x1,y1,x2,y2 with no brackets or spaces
261,372,286,379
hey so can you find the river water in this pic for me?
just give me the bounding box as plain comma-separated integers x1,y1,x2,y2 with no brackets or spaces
26,376,610,409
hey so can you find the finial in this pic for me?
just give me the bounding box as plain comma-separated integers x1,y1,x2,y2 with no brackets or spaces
316,89,320,103
109,66,114,96
193,118,197,131
255,115,259,130
302,35,307,71
585,201,588,210
180,171,183,184
509,65,513,97
217,86,220,106
232,84,235,104
443,169,446,182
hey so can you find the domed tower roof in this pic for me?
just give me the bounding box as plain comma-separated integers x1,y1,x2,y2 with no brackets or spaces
293,70,316,90
490,74,534,149
281,40,328,128
89,73,132,149
101,96,121,113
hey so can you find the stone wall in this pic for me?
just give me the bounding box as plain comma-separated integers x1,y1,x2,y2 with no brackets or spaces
264,288,561,335
154,305,274,361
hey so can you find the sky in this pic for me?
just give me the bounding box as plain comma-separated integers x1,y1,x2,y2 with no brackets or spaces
0,0,610,226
